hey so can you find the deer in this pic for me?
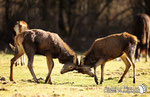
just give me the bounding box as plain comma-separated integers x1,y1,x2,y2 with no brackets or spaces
133,13,150,62
10,29,78,84
76,32,138,85
9,21,28,66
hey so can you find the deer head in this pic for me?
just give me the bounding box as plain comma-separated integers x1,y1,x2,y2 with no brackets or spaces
77,55,95,77
60,54,79,74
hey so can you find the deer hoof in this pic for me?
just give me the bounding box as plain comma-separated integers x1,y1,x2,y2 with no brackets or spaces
94,75,98,85
133,78,136,83
48,81,52,84
48,79,52,84
118,79,122,83
45,79,52,84
10,77,13,81
46,80,52,84
95,81,98,85
21,62,25,66
36,81,39,83
34,80,39,83
100,81,103,84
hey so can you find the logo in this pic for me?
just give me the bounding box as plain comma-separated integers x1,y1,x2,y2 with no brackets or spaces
138,84,147,94
104,83,147,94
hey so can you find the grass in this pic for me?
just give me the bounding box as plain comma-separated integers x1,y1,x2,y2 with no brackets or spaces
0,53,150,97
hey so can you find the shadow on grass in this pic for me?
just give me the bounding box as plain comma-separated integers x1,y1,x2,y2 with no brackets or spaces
20,78,98,87
21,77,45,84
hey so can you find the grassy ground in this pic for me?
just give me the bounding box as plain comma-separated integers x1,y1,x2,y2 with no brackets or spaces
0,53,150,97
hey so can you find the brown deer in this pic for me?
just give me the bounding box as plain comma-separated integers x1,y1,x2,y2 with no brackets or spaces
77,32,138,84
133,13,150,62
10,29,78,84
10,21,28,66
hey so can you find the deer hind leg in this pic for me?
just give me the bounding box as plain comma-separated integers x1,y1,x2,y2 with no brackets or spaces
10,47,24,81
135,43,141,61
10,35,25,81
15,53,25,66
119,53,131,83
126,52,136,83
45,55,54,84
127,55,136,83
15,58,20,66
23,54,25,65
124,43,137,83
21,54,25,66
20,56,23,65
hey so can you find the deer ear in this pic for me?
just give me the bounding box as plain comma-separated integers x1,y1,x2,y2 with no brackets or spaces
80,55,85,65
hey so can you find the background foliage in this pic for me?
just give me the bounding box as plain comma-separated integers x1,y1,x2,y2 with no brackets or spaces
0,0,150,51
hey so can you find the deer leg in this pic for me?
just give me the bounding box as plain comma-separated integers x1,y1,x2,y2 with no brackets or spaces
15,59,18,66
25,47,38,83
100,64,105,84
125,43,137,83
126,54,136,83
145,32,149,62
10,51,24,81
137,47,141,61
146,50,149,62
94,66,98,85
23,54,25,65
27,54,38,83
15,57,22,66
128,57,136,83
135,44,141,61
45,55,54,84
23,40,38,83
21,54,25,66
119,53,131,83
94,59,105,84
20,56,23,66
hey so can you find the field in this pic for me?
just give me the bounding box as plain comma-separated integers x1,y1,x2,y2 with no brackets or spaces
0,53,150,97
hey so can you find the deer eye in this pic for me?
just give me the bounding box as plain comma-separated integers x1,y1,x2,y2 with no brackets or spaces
70,66,73,69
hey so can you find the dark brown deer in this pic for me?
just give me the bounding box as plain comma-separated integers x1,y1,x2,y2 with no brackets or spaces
133,13,150,62
10,29,78,84
77,32,138,84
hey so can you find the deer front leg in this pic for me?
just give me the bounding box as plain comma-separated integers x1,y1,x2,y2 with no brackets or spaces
125,43,137,83
126,53,136,83
135,44,141,61
119,53,131,83
100,64,105,84
45,55,54,84
27,54,38,83
94,66,98,85
94,59,105,84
